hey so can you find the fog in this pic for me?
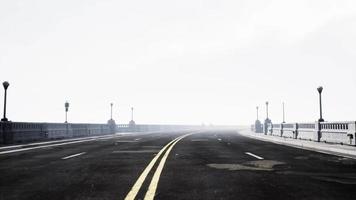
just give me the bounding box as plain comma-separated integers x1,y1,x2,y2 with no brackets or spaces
1,0,356,125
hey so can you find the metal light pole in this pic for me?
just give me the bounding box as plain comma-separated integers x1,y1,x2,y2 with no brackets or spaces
266,101,269,119
1,81,10,122
282,102,285,123
256,106,259,120
317,86,324,122
110,103,113,120
131,107,134,121
65,101,69,123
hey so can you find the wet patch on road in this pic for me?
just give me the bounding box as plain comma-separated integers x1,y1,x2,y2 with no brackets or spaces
207,160,286,171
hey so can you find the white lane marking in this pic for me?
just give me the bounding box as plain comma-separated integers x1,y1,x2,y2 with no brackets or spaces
0,136,101,150
62,152,86,160
0,135,121,155
0,134,122,151
144,134,192,200
135,138,142,141
124,135,184,200
245,152,264,160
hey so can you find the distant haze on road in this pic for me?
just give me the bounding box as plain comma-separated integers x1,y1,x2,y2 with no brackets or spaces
1,0,356,125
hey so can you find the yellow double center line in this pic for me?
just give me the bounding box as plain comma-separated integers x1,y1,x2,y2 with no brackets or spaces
124,133,195,200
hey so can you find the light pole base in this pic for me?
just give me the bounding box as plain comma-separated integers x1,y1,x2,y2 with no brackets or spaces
318,119,324,122
1,118,8,122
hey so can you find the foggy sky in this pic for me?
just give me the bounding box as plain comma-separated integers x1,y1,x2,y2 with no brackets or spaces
1,0,356,125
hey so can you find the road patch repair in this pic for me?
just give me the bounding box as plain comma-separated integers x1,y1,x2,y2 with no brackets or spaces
207,160,286,171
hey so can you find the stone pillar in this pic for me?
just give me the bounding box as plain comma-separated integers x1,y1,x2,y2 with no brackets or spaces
315,121,321,142
264,118,272,135
107,119,117,134
347,121,356,146
280,123,284,137
294,123,299,139
255,120,262,133
1,122,13,144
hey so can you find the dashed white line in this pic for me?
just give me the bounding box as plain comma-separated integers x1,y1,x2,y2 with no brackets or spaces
245,152,264,160
62,152,86,160
0,135,121,155
0,135,116,150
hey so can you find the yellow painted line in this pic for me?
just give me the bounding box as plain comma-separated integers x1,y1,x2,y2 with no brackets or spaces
144,133,193,200
124,135,184,200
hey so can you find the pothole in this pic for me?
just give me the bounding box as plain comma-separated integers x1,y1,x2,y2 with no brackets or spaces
207,160,286,171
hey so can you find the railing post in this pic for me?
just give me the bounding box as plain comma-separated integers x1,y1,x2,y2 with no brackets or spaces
280,123,283,137
315,121,321,142
347,121,356,146
294,123,299,139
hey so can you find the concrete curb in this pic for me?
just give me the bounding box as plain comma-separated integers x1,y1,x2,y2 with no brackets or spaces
238,129,356,160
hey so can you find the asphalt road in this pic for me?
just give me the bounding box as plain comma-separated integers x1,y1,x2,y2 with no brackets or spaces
1,129,356,200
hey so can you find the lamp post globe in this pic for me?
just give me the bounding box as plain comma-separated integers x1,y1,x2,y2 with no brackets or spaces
3,81,9,90
317,86,323,94
64,101,69,123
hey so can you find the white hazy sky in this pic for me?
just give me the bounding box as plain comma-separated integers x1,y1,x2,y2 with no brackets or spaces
1,0,356,125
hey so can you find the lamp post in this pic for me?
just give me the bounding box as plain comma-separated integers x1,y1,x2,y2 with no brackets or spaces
1,81,10,122
131,107,134,121
266,101,269,119
110,103,113,120
256,106,259,121
65,101,69,123
282,102,285,123
317,86,324,122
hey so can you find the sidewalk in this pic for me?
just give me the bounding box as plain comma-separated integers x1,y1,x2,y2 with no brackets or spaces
238,128,356,160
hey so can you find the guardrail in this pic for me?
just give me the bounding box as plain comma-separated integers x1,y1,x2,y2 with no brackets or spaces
255,121,356,146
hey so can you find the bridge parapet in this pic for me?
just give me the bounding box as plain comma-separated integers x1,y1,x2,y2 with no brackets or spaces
320,121,355,145
0,121,116,144
252,121,356,146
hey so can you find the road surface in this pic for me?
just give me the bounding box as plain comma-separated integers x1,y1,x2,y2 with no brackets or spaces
1,129,356,200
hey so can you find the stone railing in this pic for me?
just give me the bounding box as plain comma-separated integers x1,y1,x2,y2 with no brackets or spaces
255,121,356,146
0,121,117,144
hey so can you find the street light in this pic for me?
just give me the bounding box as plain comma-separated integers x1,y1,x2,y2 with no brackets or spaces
110,103,113,120
1,81,10,122
256,106,259,120
131,107,134,122
282,102,285,123
65,101,69,123
265,101,269,119
317,86,324,122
